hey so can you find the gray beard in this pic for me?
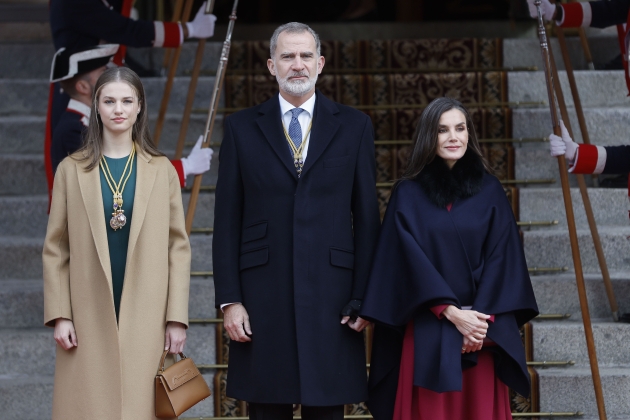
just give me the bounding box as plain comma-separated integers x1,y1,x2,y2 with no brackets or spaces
277,73,318,97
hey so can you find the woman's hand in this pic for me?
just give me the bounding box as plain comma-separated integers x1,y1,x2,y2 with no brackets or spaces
462,336,483,353
165,321,187,354
54,318,77,350
443,306,490,350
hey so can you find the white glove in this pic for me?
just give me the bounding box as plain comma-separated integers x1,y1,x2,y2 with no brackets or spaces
549,120,578,162
186,2,217,39
527,0,556,21
181,135,213,177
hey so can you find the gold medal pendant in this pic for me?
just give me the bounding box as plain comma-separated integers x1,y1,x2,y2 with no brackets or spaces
109,193,127,231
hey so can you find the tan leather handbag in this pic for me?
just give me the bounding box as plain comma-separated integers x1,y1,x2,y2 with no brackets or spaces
155,350,211,418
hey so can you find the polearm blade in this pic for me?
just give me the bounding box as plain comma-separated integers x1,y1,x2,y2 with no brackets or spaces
535,2,608,419
185,0,239,235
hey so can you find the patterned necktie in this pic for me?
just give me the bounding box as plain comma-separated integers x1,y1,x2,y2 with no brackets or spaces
288,108,305,149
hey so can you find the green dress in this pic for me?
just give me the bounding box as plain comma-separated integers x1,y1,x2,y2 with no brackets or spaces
99,154,137,320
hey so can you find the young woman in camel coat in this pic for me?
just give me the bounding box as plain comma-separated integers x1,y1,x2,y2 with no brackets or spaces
43,67,191,420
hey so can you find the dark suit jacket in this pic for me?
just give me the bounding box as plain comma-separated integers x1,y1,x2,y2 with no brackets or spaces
212,91,380,405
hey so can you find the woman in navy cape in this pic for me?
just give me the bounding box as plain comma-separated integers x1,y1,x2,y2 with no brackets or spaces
361,97,538,420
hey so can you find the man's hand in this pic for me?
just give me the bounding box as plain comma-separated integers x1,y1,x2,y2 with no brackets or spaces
181,135,213,177
527,0,557,21
340,299,369,332
186,2,217,39
54,318,77,350
224,304,252,342
165,321,187,354
341,316,370,332
443,305,489,347
549,120,578,162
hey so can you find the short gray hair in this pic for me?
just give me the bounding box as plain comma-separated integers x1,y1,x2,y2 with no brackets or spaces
269,22,321,58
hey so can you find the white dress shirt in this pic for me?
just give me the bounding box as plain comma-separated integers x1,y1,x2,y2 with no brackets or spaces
279,91,316,162
220,92,317,312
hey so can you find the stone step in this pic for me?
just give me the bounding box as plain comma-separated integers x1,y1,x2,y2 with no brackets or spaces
0,196,49,237
0,324,215,376
509,70,630,108
532,272,630,320
0,373,215,420
519,188,628,229
0,149,219,196
538,367,630,418
0,234,213,279
523,226,630,274
0,154,46,195
182,192,216,231
0,114,224,154
0,280,44,329
512,107,630,148
0,236,44,279
0,191,215,237
0,77,220,116
532,321,630,367
0,278,216,329
0,42,224,79
0,375,53,420
503,34,619,71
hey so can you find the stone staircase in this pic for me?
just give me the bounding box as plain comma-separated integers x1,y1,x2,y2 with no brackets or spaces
508,38,630,418
2,31,630,419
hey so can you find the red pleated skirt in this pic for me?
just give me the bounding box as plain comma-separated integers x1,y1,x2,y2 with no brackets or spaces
392,322,513,420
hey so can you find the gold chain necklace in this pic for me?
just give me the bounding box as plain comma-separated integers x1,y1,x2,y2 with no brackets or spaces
99,142,136,231
282,119,313,178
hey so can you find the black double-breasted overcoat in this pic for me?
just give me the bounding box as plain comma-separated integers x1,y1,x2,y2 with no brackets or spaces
212,91,380,405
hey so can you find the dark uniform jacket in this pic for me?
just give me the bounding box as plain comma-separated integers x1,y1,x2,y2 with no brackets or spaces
52,99,89,174
212,91,381,405
50,0,162,52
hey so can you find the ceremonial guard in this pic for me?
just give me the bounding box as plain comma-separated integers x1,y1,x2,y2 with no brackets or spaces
530,0,630,214
528,0,630,91
46,0,217,198
49,44,212,187
549,121,630,211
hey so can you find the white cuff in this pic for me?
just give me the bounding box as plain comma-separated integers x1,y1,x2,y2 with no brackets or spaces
153,21,165,47
594,145,607,174
220,302,241,312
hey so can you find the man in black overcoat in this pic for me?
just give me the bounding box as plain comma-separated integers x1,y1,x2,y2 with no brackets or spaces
212,22,381,420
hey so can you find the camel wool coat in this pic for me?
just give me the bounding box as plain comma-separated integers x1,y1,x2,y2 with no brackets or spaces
43,150,191,420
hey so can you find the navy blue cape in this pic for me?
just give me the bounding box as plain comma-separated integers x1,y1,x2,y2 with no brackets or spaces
361,175,538,419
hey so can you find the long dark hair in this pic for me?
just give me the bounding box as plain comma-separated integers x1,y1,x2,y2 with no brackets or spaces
74,66,163,170
400,97,492,181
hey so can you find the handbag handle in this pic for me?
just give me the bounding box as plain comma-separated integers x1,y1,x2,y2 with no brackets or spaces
157,349,187,373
